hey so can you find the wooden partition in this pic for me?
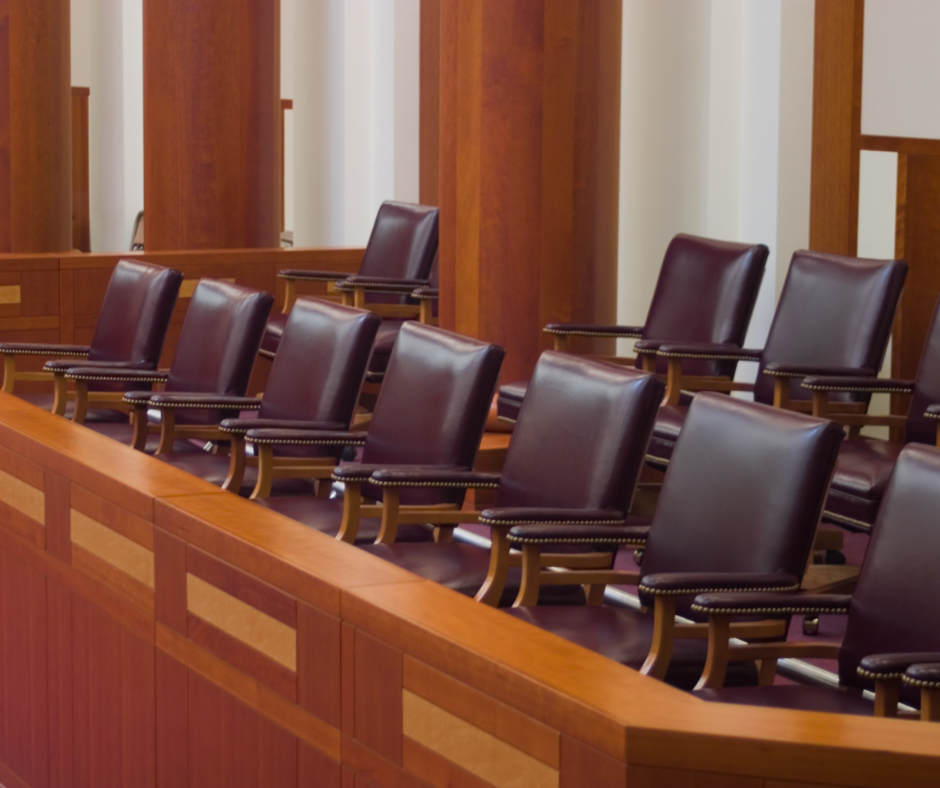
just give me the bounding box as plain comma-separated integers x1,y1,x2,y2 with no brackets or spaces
0,391,936,787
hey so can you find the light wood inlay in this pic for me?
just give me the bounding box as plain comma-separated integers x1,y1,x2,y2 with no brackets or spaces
71,509,154,588
0,286,21,305
0,467,45,523
186,573,297,671
403,690,559,788
179,277,235,299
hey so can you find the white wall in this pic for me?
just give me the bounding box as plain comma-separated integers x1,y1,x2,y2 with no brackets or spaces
618,0,815,369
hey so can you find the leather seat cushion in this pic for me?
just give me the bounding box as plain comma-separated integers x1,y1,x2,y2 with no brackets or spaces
256,496,434,544
646,404,688,467
361,542,585,607
366,320,407,375
823,438,904,528
261,312,287,357
496,381,527,422
693,685,874,715
506,605,757,690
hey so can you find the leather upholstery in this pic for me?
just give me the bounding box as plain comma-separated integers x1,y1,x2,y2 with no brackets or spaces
504,393,843,683
362,354,666,599
262,202,439,360
496,234,768,420
648,251,907,465
821,292,940,530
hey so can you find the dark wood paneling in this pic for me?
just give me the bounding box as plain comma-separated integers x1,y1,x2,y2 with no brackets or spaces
354,630,403,765
155,650,188,788
809,0,864,255
143,0,280,250
300,742,342,788
560,735,626,788
71,87,91,252
0,0,72,253
438,0,621,382
47,578,74,788
298,601,342,727
45,469,71,562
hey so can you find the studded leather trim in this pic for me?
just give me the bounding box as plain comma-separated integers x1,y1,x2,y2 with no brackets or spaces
857,667,903,681
335,284,419,295
690,599,846,615
249,436,367,447
542,328,642,339
13,349,89,357
902,675,940,689
801,382,912,394
822,510,873,531
146,400,262,410
277,272,347,282
489,517,622,527
370,479,499,489
507,532,641,545
67,373,166,382
414,292,438,300
925,411,940,421
645,453,671,466
764,369,810,378
656,351,753,361
365,371,385,383
646,581,800,597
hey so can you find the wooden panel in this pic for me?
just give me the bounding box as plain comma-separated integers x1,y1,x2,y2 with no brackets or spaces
343,735,432,788
71,483,155,549
0,0,72,253
143,1,280,250
559,736,625,788
154,526,188,633
403,656,558,768
403,690,559,788
45,469,71,562
342,621,356,734
861,135,940,156
438,0,620,382
187,667,298,788
624,766,760,788
300,741,343,788
47,578,74,788
298,601,342,727
0,465,44,522
71,594,156,788
71,86,91,252
186,572,296,670
401,738,493,788
71,508,155,588
155,650,188,788
355,630,403,765
809,0,864,255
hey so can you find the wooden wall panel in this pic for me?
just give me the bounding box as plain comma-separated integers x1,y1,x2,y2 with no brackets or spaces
809,0,864,255
0,0,72,253
142,0,281,250
438,0,621,383
71,87,91,253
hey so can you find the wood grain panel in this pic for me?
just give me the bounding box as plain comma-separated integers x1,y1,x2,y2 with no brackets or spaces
46,578,73,787
71,483,154,549
301,741,343,788
402,737,493,788
342,734,433,788
403,690,559,788
0,465,44,522
154,526,188,633
71,543,155,613
298,601,342,727
809,0,864,255
0,0,72,253
188,667,298,788
0,499,46,548
403,656,558,768
342,621,356,734
355,630,403,764
71,87,91,252
559,736,625,788
143,0,280,250
187,544,297,626
155,650,188,788
71,508,155,588
44,469,71,562
186,572,296,670
624,766,760,788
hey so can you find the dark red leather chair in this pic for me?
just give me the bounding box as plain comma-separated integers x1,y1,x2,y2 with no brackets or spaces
496,234,768,422
693,443,940,717
138,298,380,492
243,322,504,543
502,393,843,689
0,260,182,421
62,280,273,451
260,202,438,385
353,352,666,607
799,294,940,533
647,251,907,467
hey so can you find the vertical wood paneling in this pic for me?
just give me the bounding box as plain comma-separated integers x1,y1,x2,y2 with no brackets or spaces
300,742,342,788
298,601,342,727
45,470,71,563
143,0,281,250
438,0,621,383
809,0,864,255
71,87,91,253
47,579,73,788
419,0,441,206
154,527,188,634
354,630,403,765
155,650,188,788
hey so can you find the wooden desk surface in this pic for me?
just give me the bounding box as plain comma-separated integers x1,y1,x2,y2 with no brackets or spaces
0,391,936,788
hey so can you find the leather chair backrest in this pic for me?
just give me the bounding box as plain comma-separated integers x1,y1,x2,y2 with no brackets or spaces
905,297,940,445
358,201,439,304
642,234,768,377
166,281,273,422
494,354,664,512
88,260,183,366
839,444,940,704
640,393,843,616
259,297,380,425
361,322,504,505
755,252,907,406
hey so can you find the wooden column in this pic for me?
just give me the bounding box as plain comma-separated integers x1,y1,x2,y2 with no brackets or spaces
0,0,72,253
438,0,622,384
143,0,281,251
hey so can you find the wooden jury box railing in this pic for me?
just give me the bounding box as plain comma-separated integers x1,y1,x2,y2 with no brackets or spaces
0,391,935,786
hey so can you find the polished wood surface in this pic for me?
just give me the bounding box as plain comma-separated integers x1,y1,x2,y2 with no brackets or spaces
70,87,91,252
809,0,864,256
438,0,621,383
0,0,72,253
143,0,281,250
0,393,936,787
419,0,440,206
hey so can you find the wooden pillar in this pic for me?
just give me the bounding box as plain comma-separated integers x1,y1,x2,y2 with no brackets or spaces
143,0,281,251
438,0,622,384
0,0,72,253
